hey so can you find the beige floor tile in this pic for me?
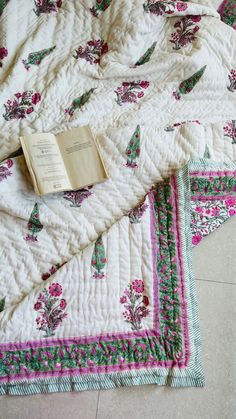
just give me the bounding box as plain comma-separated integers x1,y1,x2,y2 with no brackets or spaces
192,216,236,283
97,280,236,419
0,390,99,419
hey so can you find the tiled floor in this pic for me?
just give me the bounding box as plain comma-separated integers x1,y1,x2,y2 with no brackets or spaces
1,217,236,419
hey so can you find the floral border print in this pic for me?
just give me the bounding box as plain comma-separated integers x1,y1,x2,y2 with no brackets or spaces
34,0,62,16
173,65,206,100
34,283,67,337
115,81,149,106
91,235,107,279
89,0,113,17
120,279,150,330
22,46,56,70
73,40,108,65
143,0,188,16
191,197,236,246
170,16,201,50
3,91,41,121
24,203,43,243
0,159,13,182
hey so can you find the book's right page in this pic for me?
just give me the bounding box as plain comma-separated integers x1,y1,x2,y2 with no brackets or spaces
56,126,108,190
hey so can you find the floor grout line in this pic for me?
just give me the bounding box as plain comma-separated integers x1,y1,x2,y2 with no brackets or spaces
95,390,100,419
195,278,236,286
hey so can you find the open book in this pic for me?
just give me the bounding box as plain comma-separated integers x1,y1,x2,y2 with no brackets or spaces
20,126,108,196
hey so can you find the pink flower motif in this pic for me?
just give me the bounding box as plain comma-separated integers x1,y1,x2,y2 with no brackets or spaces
60,299,67,310
54,362,61,368
142,296,149,306
140,80,149,89
192,234,202,245
137,92,144,98
195,206,203,213
228,208,236,216
190,15,201,22
176,2,188,11
15,93,22,99
34,302,42,310
26,107,34,114
225,197,236,207
211,207,220,216
49,283,62,297
132,279,144,293
31,92,41,105
120,296,127,304
0,47,8,60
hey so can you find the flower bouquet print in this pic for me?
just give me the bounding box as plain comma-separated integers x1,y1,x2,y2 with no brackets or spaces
120,280,150,330
3,91,41,121
34,283,67,338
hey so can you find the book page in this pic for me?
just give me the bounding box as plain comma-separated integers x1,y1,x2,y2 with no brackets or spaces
56,126,108,190
20,133,71,195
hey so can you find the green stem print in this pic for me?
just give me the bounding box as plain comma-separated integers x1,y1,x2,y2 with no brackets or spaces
64,89,95,117
134,42,157,67
89,0,112,17
173,65,207,100
91,236,107,279
125,125,141,168
22,46,56,70
24,203,43,243
0,297,5,312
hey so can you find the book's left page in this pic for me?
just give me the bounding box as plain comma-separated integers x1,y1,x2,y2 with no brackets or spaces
20,133,71,195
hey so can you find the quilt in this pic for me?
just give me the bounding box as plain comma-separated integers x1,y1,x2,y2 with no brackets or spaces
0,0,236,396
1,156,236,395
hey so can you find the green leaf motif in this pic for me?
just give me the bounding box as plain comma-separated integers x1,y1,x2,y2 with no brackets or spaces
0,297,5,312
91,235,106,278
0,0,9,16
65,89,95,117
173,65,206,100
135,42,157,66
22,46,56,70
179,65,207,94
125,125,141,168
90,0,112,17
72,89,95,110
